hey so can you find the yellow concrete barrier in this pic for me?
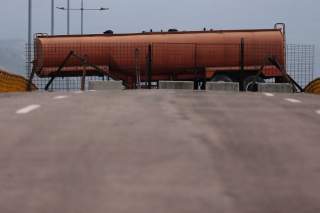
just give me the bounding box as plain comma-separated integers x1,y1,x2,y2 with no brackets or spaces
0,69,37,92
304,78,320,95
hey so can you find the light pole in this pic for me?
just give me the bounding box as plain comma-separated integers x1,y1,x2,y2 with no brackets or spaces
57,0,109,35
51,0,54,35
67,0,70,34
81,0,83,34
27,0,32,77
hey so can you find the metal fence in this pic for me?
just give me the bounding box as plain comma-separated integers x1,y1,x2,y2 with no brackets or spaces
25,43,104,91
286,44,315,87
26,42,315,90
314,45,320,78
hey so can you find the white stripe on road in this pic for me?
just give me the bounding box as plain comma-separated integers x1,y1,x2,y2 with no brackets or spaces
88,90,97,92
285,98,302,103
316,110,320,115
264,93,275,97
74,91,83,94
53,95,68,100
16,105,40,114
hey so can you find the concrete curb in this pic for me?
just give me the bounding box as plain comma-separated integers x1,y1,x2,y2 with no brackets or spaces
159,81,194,90
88,81,124,90
206,82,240,92
258,83,294,93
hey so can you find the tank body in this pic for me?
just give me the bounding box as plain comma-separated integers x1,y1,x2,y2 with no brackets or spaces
33,29,285,85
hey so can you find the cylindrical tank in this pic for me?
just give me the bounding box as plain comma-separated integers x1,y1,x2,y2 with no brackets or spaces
33,29,285,79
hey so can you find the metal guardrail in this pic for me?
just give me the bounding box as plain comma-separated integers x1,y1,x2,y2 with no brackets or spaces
304,78,320,94
0,69,37,92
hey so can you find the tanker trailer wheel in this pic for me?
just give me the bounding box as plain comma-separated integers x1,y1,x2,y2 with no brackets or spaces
211,74,233,82
243,76,265,92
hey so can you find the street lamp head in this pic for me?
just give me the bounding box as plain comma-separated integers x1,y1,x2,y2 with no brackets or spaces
100,7,109,11
56,7,66,10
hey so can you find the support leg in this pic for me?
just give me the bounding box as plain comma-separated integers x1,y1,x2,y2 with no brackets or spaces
45,51,74,91
45,76,56,91
27,69,36,91
239,38,245,91
81,66,86,91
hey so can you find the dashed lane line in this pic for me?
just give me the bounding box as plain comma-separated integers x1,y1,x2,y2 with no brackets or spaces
316,110,320,115
53,95,68,100
284,98,302,103
264,93,275,97
88,90,97,92
16,105,41,114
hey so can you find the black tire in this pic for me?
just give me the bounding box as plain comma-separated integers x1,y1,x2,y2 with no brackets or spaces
211,74,233,82
243,76,265,92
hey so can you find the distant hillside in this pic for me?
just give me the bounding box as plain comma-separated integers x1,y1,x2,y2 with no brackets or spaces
0,39,26,76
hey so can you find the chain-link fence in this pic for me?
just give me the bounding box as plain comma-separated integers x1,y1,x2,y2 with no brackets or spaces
314,45,320,78
26,42,315,90
25,43,105,91
286,44,315,87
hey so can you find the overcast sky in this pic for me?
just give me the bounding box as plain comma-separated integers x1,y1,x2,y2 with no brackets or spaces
0,0,319,44
0,0,319,76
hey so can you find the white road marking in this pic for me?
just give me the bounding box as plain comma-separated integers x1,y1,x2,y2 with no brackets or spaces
264,93,275,97
53,95,68,100
285,98,302,103
316,110,320,115
16,105,40,114
74,91,83,94
88,90,97,92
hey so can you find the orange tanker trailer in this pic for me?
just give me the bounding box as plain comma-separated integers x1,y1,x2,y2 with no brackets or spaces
32,23,287,90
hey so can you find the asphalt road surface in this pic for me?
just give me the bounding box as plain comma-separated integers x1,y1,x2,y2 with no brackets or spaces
0,90,320,213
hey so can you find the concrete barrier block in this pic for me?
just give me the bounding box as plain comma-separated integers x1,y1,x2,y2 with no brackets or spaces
206,82,239,92
258,83,294,93
88,81,124,90
159,81,194,90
